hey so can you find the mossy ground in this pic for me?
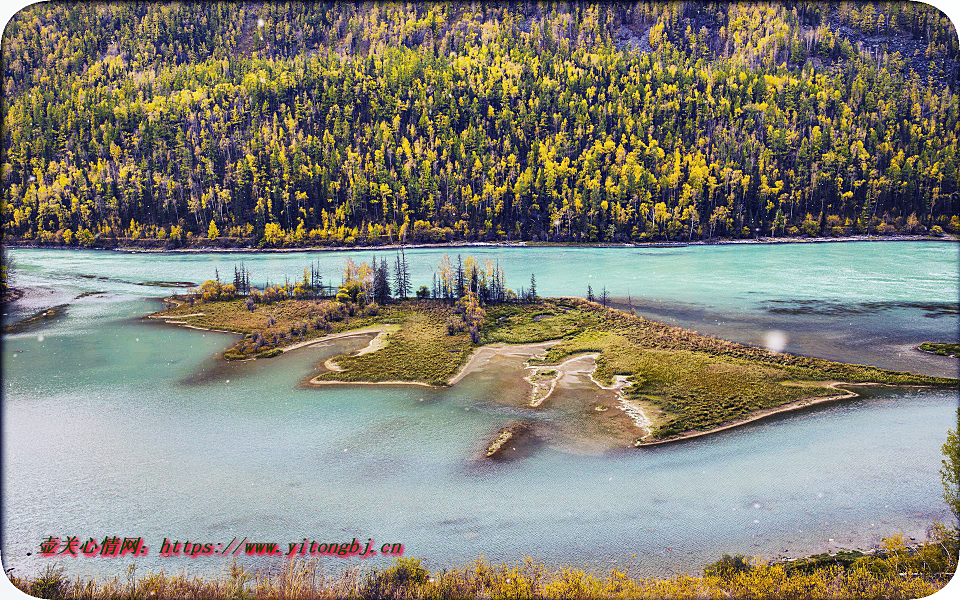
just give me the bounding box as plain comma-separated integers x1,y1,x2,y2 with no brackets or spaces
919,342,960,358
313,305,473,386
152,297,957,440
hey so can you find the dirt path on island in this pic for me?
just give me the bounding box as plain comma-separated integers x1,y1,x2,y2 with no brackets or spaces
526,353,605,407
447,340,559,386
284,324,399,355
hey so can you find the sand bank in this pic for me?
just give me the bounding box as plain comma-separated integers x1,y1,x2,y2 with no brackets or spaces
448,340,559,386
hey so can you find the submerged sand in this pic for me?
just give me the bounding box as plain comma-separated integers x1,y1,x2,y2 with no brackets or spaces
448,340,559,386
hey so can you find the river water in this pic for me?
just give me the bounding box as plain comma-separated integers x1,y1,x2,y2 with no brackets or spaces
2,241,958,578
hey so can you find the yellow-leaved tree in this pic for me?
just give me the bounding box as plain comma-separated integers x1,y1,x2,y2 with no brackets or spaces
942,407,960,527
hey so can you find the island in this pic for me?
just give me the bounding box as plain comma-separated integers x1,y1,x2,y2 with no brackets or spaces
148,256,957,452
918,342,960,358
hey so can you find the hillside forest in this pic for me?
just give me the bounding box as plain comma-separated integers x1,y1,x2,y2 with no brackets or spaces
3,1,960,247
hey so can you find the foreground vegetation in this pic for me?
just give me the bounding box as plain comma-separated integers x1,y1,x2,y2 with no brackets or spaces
12,527,958,600
4,3,960,248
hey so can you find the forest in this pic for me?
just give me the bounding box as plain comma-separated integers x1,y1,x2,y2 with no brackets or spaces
3,1,960,247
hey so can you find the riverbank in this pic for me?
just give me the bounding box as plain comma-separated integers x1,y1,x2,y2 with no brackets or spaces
4,233,956,254
635,382,863,447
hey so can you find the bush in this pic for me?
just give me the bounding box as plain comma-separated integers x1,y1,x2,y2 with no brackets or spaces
704,554,752,580
446,316,466,335
800,218,820,236
324,304,346,322
361,558,429,599
29,564,67,600
262,285,289,304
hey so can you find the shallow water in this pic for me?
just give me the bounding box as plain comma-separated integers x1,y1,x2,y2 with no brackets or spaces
2,242,958,579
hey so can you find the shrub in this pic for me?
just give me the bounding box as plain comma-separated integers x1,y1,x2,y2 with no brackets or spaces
262,285,289,304
361,557,429,599
29,565,67,600
704,554,752,580
447,316,466,335
800,218,820,236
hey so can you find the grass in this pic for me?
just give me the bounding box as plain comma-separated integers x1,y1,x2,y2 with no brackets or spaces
154,297,477,386
154,296,389,361
151,296,958,441
919,342,960,358
483,302,593,343
313,304,474,387
11,529,957,600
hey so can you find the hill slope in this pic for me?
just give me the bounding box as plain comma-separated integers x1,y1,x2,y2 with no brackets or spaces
2,2,959,247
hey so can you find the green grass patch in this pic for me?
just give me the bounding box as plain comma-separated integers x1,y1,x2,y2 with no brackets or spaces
919,342,960,357
314,306,474,386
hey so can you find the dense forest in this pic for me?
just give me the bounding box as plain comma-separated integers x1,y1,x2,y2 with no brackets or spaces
2,1,959,247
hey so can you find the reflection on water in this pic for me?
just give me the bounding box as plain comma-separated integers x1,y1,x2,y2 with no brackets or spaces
762,299,959,318
2,243,958,579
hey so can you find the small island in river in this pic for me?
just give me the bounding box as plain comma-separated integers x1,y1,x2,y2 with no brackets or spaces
148,257,957,451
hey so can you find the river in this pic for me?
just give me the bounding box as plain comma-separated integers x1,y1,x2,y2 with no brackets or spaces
2,241,957,578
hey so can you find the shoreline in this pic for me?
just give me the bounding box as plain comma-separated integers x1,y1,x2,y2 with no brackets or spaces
4,234,956,255
635,382,870,448
287,325,396,355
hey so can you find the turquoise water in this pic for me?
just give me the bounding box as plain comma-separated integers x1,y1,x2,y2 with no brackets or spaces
2,242,958,579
